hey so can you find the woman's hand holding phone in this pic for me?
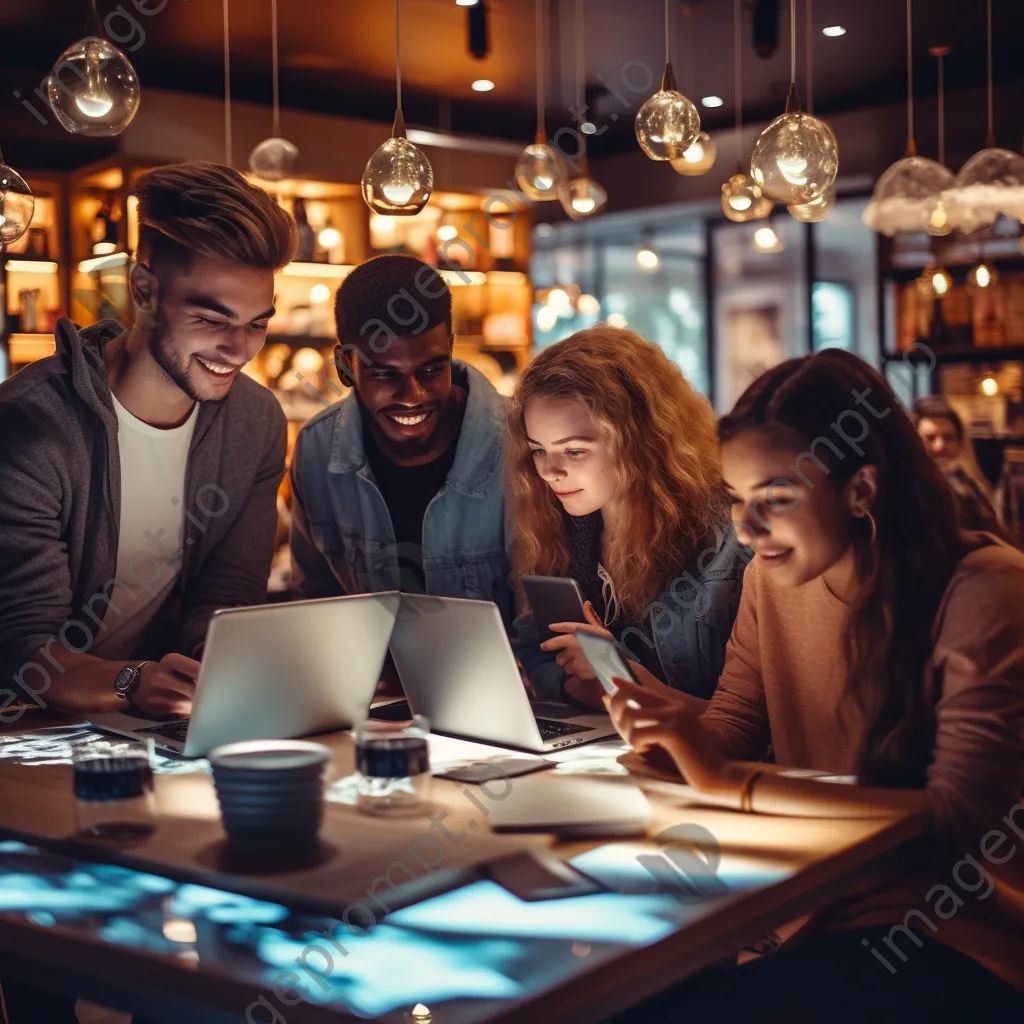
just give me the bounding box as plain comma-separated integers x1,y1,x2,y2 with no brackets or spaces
540,601,613,679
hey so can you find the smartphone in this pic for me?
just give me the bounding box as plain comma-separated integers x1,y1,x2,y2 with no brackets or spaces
576,631,642,696
433,756,555,783
522,574,587,642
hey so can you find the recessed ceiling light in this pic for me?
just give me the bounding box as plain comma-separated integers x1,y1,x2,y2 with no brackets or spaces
455,1,480,7
822,25,846,37
471,79,494,92
581,121,597,135
701,95,724,108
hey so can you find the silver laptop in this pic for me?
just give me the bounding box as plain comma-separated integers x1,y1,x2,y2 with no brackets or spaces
90,592,401,758
386,594,617,752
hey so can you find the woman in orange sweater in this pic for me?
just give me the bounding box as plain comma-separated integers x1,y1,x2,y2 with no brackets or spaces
608,350,1024,1021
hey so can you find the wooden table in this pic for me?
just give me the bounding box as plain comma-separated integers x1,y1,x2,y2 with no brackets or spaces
0,717,921,1024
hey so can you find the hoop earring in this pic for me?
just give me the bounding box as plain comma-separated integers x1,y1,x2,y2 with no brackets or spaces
857,509,878,547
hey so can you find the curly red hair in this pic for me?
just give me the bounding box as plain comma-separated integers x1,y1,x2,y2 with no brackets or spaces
508,325,728,619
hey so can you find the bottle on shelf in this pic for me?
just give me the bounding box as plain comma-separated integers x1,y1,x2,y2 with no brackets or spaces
292,197,316,263
90,193,120,255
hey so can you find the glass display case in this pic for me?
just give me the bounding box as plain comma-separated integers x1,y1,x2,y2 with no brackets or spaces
1,171,67,380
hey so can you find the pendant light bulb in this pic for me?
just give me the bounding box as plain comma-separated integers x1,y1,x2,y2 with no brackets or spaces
635,68,701,161
0,159,35,245
515,0,567,201
968,262,998,289
750,0,838,204
47,36,140,136
721,170,773,222
515,142,567,201
558,176,607,220
671,132,717,176
944,0,1024,232
635,1,700,161
249,138,299,182
250,0,299,181
558,0,605,220
750,108,838,205
362,0,433,215
865,0,955,235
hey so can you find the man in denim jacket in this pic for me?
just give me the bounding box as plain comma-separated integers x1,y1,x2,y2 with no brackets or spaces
290,255,512,626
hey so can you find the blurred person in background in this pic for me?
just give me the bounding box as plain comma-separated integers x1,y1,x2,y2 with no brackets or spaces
913,395,1004,536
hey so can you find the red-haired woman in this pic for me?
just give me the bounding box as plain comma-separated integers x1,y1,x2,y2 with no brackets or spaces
508,325,748,707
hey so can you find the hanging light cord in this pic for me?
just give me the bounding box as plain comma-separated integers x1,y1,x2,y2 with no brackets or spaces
789,0,797,87
664,0,671,67
733,0,742,143
985,0,994,146
905,0,914,152
271,0,281,135
576,0,584,158
805,0,813,114
535,0,545,136
87,0,102,36
936,51,945,166
395,0,403,113
223,0,232,165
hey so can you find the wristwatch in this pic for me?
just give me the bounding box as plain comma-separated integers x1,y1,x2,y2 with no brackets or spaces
113,661,152,704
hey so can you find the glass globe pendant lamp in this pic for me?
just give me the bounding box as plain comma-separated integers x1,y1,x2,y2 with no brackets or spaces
718,0,772,224
750,84,838,205
559,159,607,221
514,0,567,201
515,139,566,201
361,0,433,215
249,138,299,183
721,167,773,223
47,33,140,137
944,2,1024,232
249,0,299,182
671,132,717,176
0,150,35,246
864,0,953,236
635,0,700,161
557,0,605,221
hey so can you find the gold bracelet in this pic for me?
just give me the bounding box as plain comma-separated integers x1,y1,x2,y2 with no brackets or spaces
739,769,765,813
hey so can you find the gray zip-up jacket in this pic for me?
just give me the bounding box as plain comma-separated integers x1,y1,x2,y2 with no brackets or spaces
0,319,286,712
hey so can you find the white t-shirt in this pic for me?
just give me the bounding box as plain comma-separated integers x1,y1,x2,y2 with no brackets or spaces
91,395,199,660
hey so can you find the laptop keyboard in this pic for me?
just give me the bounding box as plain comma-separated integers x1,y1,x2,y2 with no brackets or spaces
536,718,593,741
138,719,191,744
371,703,593,742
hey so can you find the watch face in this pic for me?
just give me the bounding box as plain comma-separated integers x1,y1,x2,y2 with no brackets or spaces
114,666,136,697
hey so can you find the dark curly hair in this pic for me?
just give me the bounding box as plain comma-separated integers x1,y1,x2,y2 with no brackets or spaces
334,254,452,347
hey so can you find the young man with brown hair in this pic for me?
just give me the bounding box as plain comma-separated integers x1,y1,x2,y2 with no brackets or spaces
0,160,295,725
0,162,295,1021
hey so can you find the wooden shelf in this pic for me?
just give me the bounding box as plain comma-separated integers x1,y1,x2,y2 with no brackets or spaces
883,345,1024,365
8,333,57,363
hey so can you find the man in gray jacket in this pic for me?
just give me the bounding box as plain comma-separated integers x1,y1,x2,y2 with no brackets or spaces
0,160,295,732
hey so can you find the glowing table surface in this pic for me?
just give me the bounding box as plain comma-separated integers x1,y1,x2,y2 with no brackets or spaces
0,719,920,1024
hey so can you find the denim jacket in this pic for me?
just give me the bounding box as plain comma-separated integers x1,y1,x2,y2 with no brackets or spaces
515,525,751,701
289,362,514,625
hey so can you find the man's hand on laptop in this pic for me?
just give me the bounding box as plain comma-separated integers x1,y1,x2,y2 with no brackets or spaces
132,654,200,718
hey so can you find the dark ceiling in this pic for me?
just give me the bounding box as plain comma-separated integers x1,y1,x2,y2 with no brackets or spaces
1,0,1022,168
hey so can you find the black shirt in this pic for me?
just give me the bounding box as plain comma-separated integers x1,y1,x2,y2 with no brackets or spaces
564,510,668,680
363,426,458,593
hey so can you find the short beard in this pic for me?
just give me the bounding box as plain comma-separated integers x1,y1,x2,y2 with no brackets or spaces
147,307,208,403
